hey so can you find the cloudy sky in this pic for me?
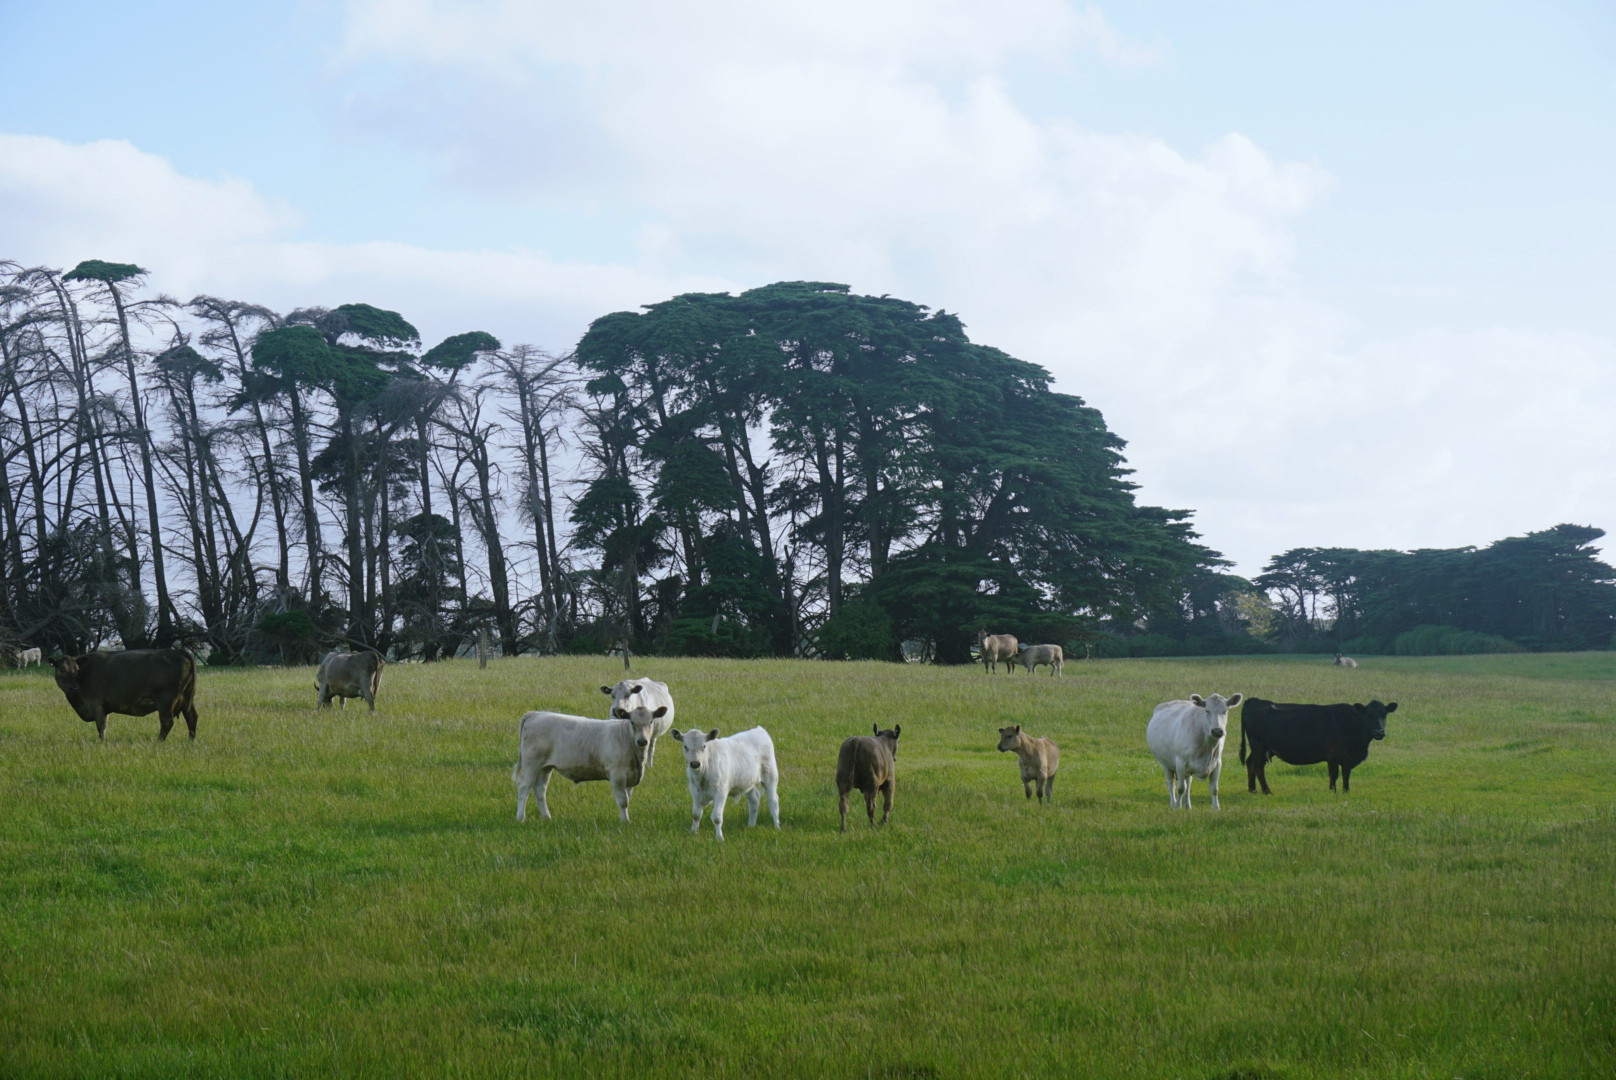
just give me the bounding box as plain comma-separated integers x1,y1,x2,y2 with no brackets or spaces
2,0,1613,574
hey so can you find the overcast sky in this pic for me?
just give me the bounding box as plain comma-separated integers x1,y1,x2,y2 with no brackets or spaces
2,0,1613,575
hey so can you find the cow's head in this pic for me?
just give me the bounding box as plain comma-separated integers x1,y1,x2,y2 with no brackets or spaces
52,655,80,694
669,727,722,774
996,725,1023,752
616,704,664,761
1356,700,1397,740
605,680,649,717
1189,693,1243,741
872,723,901,756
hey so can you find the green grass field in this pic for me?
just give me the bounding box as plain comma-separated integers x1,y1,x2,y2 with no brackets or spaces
2,653,1612,1079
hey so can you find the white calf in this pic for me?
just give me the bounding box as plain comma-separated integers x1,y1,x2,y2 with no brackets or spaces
601,678,676,768
669,726,780,841
1334,652,1359,668
512,704,663,822
1146,693,1243,809
18,647,42,668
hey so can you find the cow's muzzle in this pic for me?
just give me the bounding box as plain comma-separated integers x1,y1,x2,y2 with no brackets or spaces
1210,727,1225,740
1372,732,1385,740
688,761,701,770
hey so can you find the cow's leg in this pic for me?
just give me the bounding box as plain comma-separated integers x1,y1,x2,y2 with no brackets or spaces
158,706,174,741
1340,765,1352,793
94,709,107,742
184,702,198,739
365,689,376,713
879,779,893,826
1162,767,1176,807
691,795,707,834
1328,761,1340,792
1208,763,1221,810
864,788,878,826
1045,774,1055,803
710,796,726,841
1023,777,1034,800
745,786,761,827
838,787,850,832
533,767,554,820
613,780,633,823
644,733,657,770
764,775,780,828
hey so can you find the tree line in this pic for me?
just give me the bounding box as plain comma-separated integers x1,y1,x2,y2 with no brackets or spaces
0,262,1609,663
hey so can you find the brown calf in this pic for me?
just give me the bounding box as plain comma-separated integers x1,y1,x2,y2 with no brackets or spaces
836,724,901,831
996,725,1059,803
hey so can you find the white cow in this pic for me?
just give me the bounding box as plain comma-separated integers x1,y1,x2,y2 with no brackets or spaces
668,726,780,841
601,678,676,768
512,704,664,822
1334,652,1359,668
317,650,384,710
1009,644,1064,677
1146,693,1244,809
17,647,42,668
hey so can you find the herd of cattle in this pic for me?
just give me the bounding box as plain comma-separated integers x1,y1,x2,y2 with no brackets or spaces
29,643,1398,837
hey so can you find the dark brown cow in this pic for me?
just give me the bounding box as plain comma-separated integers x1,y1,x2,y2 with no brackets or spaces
52,649,199,741
836,724,900,831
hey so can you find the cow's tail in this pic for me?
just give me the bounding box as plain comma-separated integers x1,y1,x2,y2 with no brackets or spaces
176,651,199,714
1239,719,1248,766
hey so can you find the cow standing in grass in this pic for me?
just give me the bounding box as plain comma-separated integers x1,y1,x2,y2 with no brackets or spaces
669,726,780,841
1240,698,1397,794
1146,693,1242,809
1009,644,1064,677
836,724,901,830
978,631,1019,674
317,651,384,711
601,678,675,768
17,647,41,668
512,703,665,822
52,649,199,741
997,725,1060,803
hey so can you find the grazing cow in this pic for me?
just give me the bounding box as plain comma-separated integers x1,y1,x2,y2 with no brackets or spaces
52,649,199,741
978,630,1019,674
600,678,676,768
1240,698,1398,795
316,651,384,711
18,646,42,668
1009,644,1064,677
669,726,780,841
1146,693,1243,809
1334,652,1359,668
836,724,901,831
512,704,665,822
996,725,1060,803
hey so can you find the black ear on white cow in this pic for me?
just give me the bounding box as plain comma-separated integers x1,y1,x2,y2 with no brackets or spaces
669,728,683,742
706,728,719,741
1226,693,1243,708
653,705,668,718
600,685,612,695
1384,702,1398,713
631,685,643,694
1191,694,1206,707
613,707,630,719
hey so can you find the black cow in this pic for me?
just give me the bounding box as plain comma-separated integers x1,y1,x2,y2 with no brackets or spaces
1239,698,1398,794
52,649,199,741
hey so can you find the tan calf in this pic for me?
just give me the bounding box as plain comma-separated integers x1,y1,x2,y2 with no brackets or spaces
997,725,1060,803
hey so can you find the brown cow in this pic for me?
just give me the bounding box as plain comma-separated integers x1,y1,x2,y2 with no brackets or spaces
977,630,1019,674
836,724,900,831
997,725,1060,803
52,649,199,741
316,650,384,711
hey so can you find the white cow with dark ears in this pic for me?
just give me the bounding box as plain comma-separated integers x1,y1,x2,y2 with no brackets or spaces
601,678,675,768
669,726,780,841
1146,693,1243,809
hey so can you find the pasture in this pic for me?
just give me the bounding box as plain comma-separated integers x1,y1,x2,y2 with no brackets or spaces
1,653,1612,1079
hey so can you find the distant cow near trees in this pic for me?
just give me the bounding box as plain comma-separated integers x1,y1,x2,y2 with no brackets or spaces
1009,644,1063,676
316,651,384,711
1334,652,1358,668
52,649,199,741
977,631,1019,674
1240,698,1398,794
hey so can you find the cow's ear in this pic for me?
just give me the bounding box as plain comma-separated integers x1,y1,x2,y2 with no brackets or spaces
1014,724,1021,734
1226,693,1243,708
1384,702,1398,713
669,728,683,742
613,707,630,719
600,686,612,695
706,728,719,741
630,685,643,694
873,723,880,735
893,725,901,739
653,706,668,718
1191,694,1205,707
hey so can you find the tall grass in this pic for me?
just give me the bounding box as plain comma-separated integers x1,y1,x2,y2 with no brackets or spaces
1,653,1612,1078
